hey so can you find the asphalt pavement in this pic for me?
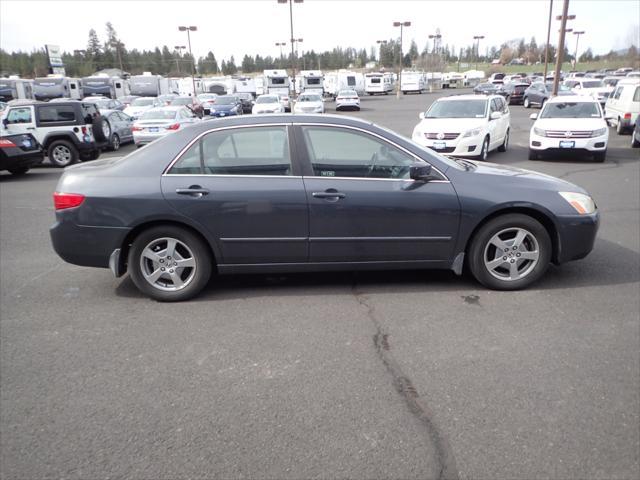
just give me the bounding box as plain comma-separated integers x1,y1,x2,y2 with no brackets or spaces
1,89,638,479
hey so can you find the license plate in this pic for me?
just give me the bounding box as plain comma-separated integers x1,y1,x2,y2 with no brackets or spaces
559,141,575,148
148,127,159,133
433,142,446,150
21,139,31,147
219,113,225,116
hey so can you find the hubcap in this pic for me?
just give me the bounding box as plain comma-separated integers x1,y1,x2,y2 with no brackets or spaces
113,136,120,149
482,140,488,160
52,146,71,164
139,237,197,292
483,227,539,282
102,120,111,138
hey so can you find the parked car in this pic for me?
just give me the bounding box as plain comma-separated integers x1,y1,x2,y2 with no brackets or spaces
632,115,640,147
49,114,600,301
132,106,200,147
83,96,125,111
412,94,510,161
252,94,284,114
0,133,44,175
1,100,104,167
523,82,572,108
499,83,529,105
604,78,640,134
100,110,134,151
117,95,140,108
197,93,218,115
157,94,178,106
0,101,7,112
170,96,204,117
207,95,243,118
528,96,608,162
235,92,254,114
278,93,291,112
335,89,361,111
563,78,611,105
293,93,324,114
124,97,163,120
473,83,500,95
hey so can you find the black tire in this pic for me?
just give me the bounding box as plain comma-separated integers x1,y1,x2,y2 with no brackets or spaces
540,98,546,109
128,225,213,302
523,97,530,108
593,150,606,162
468,213,552,291
616,119,625,135
498,129,509,152
80,150,101,161
8,167,29,175
92,117,108,143
528,149,539,160
111,133,120,151
476,136,489,161
47,140,78,167
632,133,640,148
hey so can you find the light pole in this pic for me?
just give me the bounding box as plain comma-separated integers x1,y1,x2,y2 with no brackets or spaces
428,34,442,55
178,25,197,96
473,35,484,70
376,40,387,66
275,42,286,59
277,0,303,98
552,5,575,95
543,0,554,81
573,30,585,67
293,38,304,73
393,21,411,98
174,45,186,74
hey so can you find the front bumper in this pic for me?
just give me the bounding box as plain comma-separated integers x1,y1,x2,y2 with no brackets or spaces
412,134,482,157
555,212,600,264
529,133,608,151
133,131,171,145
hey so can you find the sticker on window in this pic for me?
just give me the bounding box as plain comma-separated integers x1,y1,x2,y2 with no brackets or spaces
320,171,335,176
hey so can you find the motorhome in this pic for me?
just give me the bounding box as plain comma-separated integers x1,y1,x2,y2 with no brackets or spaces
233,77,256,97
202,77,235,95
263,69,290,95
324,70,365,98
255,76,265,96
298,70,324,95
128,73,170,97
399,71,426,94
0,78,34,102
33,76,82,100
81,74,128,98
176,77,203,96
365,72,393,95
442,72,464,88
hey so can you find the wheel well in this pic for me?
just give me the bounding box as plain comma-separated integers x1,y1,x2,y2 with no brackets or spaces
43,135,76,150
464,207,560,264
118,220,217,275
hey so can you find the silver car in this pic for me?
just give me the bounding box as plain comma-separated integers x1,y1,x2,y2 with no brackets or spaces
132,106,200,147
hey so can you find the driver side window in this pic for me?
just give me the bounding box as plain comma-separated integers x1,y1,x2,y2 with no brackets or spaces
302,126,416,179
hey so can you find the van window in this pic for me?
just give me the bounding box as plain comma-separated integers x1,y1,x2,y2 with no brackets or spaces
70,84,77,90
6,107,32,124
613,87,623,100
633,87,640,102
38,105,75,123
347,76,356,86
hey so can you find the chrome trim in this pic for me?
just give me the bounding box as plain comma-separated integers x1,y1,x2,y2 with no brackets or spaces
163,174,302,179
304,176,450,184
309,236,452,242
221,237,307,243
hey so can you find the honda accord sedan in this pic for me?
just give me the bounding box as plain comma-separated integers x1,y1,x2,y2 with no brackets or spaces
50,115,599,301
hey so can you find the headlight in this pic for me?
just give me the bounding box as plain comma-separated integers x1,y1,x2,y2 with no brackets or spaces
592,127,607,137
463,127,482,138
559,191,596,214
210,109,216,113
533,127,546,136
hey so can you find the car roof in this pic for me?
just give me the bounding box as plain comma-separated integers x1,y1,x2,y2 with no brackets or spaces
547,95,598,103
148,106,183,111
438,94,489,101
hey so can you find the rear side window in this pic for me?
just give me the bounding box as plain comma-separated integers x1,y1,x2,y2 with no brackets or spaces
612,87,623,100
6,107,32,124
81,104,100,124
37,105,75,123
633,87,640,102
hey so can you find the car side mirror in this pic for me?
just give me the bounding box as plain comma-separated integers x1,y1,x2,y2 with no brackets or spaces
529,113,538,120
418,112,425,120
2,118,8,128
490,111,502,120
409,162,433,182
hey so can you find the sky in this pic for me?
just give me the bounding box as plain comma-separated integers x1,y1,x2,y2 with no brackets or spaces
1,0,638,63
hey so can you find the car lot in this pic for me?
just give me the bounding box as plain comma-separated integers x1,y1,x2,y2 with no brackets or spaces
1,89,638,479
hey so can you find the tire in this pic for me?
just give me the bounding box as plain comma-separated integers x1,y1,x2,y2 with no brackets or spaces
540,98,546,109
616,119,625,135
528,149,539,160
498,129,509,152
593,150,606,162
476,136,489,161
632,133,640,148
80,150,100,161
523,97,530,108
92,117,108,143
111,133,120,151
468,213,552,291
8,167,29,175
47,140,78,167
128,225,213,302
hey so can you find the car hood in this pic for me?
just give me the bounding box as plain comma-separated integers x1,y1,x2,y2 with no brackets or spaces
415,118,486,133
254,104,280,110
532,117,606,130
210,104,236,111
124,106,152,116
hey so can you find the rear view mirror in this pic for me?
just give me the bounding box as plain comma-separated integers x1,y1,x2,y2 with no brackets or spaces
490,111,502,120
2,118,8,128
419,112,425,120
409,162,433,181
529,113,538,120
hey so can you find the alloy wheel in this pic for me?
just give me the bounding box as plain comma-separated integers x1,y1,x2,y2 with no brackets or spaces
52,145,72,166
483,227,539,281
139,237,197,292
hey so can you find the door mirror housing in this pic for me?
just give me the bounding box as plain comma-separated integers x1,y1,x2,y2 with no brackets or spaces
1,118,7,128
490,111,502,120
529,113,538,120
409,162,433,181
418,111,425,120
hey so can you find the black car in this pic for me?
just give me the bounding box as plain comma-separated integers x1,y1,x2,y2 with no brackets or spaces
50,114,599,301
235,92,254,113
499,83,530,105
473,83,501,95
0,133,44,175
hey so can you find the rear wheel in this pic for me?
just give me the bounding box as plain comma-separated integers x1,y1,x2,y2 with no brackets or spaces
47,140,78,167
616,118,626,135
523,97,531,108
111,133,120,151
128,225,212,302
468,214,551,290
498,129,509,152
632,132,640,148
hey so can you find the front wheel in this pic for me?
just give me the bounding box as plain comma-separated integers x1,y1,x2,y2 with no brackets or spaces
8,167,29,175
128,226,213,302
47,140,78,167
632,133,640,148
593,150,606,162
476,136,489,161
468,214,552,290
498,129,509,152
523,97,530,108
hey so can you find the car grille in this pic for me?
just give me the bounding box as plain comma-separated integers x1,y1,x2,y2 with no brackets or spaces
425,133,459,140
427,146,456,153
299,107,318,112
545,130,594,138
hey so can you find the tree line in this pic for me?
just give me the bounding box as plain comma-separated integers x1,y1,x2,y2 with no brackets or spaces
1,22,637,79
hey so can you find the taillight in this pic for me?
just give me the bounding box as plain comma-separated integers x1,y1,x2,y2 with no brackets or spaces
53,192,85,210
0,139,17,148
167,123,180,130
624,113,632,119
81,126,87,135
132,126,142,131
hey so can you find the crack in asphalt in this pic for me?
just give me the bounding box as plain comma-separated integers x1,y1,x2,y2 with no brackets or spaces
351,277,459,480
557,155,622,180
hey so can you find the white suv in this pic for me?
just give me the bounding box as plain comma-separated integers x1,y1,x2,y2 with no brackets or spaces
412,94,511,160
528,95,609,162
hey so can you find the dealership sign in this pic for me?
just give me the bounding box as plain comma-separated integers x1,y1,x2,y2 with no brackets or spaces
45,44,66,75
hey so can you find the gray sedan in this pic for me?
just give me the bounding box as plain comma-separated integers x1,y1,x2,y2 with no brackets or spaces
100,109,134,151
132,106,200,147
50,115,599,301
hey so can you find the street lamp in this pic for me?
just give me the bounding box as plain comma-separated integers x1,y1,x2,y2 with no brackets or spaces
573,30,585,67
376,40,387,64
293,38,304,71
428,34,442,55
174,45,186,74
275,42,287,58
178,25,197,96
277,0,304,99
393,20,411,98
473,35,484,70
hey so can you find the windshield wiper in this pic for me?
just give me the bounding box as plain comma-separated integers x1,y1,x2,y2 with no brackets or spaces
455,158,477,170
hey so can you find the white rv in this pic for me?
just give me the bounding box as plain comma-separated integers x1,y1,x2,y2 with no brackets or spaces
202,77,234,95
33,75,82,100
255,76,265,96
129,73,170,97
81,74,128,98
365,72,393,95
263,69,290,95
233,77,257,97
176,77,203,96
399,71,426,94
0,78,34,102
442,72,464,89
298,70,324,95
324,70,365,98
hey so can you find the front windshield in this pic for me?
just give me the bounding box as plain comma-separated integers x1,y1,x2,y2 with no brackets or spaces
256,96,279,104
339,90,357,96
214,96,236,105
581,81,603,88
426,99,487,118
299,95,322,102
131,98,155,106
140,110,177,120
540,102,601,119
545,83,570,92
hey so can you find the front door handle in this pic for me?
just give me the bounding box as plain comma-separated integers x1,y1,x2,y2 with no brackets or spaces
312,189,346,200
26,127,36,130
176,186,209,197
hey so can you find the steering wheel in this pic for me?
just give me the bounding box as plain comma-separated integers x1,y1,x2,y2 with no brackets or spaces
366,151,379,177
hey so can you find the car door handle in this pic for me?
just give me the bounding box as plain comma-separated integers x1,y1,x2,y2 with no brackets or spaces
312,190,346,199
176,186,209,197
26,127,35,130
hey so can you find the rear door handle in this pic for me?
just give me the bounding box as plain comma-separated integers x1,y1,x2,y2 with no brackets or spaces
176,186,209,197
312,190,346,199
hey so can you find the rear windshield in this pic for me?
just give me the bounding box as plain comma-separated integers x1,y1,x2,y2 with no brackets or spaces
256,96,279,104
540,102,601,118
338,90,357,97
426,99,487,118
131,98,156,106
141,110,177,120
214,96,236,105
581,81,603,88
298,95,322,102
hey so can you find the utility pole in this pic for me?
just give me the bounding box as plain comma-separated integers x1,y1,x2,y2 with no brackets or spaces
393,21,411,98
552,0,574,96
277,0,303,99
178,26,198,96
573,30,585,68
473,35,484,70
543,0,553,80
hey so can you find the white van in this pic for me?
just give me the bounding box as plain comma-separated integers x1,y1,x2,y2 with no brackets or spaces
365,72,393,95
604,78,640,134
399,71,426,94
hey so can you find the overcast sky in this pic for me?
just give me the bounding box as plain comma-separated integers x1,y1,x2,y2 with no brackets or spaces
1,0,638,63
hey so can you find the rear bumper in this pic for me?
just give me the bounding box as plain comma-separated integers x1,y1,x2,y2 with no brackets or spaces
0,150,44,171
555,212,600,264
